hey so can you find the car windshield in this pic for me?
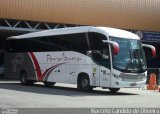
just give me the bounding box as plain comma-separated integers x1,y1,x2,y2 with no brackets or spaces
110,37,147,73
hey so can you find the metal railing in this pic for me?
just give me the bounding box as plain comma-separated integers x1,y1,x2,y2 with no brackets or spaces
0,18,79,32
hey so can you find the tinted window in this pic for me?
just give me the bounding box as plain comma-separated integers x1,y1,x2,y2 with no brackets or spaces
6,33,89,54
89,32,110,69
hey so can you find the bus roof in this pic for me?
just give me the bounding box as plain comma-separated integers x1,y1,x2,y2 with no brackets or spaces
7,26,139,40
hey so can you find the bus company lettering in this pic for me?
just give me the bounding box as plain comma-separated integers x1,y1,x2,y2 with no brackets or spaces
47,53,82,62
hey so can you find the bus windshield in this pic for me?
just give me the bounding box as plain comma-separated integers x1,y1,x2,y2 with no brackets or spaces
110,37,147,73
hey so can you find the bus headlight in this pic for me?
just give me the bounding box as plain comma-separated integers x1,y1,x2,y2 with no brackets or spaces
113,73,120,79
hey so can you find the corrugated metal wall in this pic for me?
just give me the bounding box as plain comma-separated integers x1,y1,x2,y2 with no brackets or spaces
0,0,160,31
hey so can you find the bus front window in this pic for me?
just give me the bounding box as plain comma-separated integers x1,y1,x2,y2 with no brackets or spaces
110,37,147,73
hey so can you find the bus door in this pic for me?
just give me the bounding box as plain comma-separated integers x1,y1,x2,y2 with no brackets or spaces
88,32,111,87
91,50,111,87
99,65,111,87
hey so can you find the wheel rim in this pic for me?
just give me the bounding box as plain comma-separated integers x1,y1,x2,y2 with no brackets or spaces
81,79,88,89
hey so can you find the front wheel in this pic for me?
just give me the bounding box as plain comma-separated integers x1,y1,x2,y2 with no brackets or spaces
109,88,120,93
78,76,93,91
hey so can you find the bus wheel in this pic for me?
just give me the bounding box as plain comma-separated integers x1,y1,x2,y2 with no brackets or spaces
109,88,120,93
43,82,56,87
20,71,29,85
78,76,93,91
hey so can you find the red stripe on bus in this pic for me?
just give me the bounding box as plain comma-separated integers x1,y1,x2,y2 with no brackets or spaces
28,52,66,81
43,63,65,81
28,52,43,81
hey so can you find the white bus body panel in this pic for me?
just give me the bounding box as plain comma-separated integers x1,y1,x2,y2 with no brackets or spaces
28,51,111,87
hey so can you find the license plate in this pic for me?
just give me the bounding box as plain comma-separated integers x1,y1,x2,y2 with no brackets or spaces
130,83,137,86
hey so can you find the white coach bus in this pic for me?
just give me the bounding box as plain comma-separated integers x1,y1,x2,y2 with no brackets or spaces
5,26,156,93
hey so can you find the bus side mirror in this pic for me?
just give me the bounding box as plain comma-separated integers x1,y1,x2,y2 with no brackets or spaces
142,44,156,57
102,40,119,55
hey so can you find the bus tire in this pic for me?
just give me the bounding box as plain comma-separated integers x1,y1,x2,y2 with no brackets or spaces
109,88,120,93
78,75,93,91
20,71,29,85
43,82,56,87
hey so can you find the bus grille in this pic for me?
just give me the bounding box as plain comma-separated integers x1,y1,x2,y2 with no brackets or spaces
119,73,145,82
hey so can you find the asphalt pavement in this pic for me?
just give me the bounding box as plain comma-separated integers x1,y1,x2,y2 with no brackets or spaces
0,79,160,108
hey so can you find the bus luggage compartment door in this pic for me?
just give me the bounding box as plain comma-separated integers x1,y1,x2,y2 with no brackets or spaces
66,64,75,84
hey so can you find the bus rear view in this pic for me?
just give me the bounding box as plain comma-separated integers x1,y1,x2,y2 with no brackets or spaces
5,26,156,93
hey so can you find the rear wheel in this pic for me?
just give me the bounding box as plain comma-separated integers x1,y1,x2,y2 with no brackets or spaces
109,88,120,93
78,75,93,91
20,71,34,85
20,71,28,85
43,82,56,87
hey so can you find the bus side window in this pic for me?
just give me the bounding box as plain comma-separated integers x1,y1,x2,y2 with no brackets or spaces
6,33,89,54
53,33,89,54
